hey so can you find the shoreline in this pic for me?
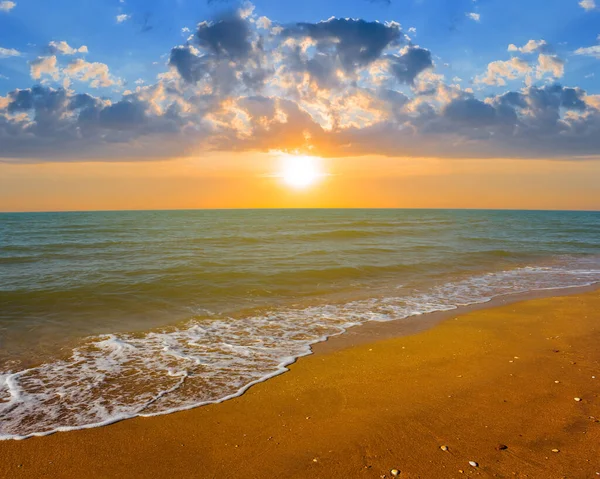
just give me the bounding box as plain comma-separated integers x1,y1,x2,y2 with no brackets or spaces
0,288,600,479
1,282,598,442
313,282,600,355
0,287,600,479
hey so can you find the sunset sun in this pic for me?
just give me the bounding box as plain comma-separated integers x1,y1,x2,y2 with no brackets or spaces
280,155,323,189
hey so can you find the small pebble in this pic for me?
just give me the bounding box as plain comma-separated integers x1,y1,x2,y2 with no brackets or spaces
440,445,449,451
390,469,400,477
552,449,560,453
496,444,508,450
469,461,479,468
574,397,582,402
312,458,318,463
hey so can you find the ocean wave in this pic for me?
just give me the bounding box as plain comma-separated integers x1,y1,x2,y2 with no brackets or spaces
1,258,599,440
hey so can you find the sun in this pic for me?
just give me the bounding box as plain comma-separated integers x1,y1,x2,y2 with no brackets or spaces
280,155,323,188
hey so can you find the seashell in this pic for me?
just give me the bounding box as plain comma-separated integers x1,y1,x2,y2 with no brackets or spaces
440,445,449,451
469,461,479,468
574,397,582,402
390,469,400,477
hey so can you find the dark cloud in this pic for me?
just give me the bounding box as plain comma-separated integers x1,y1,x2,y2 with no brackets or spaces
169,46,209,83
387,47,433,84
443,98,497,125
282,18,402,72
196,12,252,61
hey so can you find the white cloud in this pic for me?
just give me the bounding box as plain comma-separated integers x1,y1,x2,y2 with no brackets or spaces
116,14,130,23
64,58,120,88
466,12,480,22
508,39,548,54
476,57,532,85
49,41,88,55
0,1,15,12
0,46,20,57
537,54,565,78
579,0,596,11
29,56,60,81
574,45,600,58
256,16,271,30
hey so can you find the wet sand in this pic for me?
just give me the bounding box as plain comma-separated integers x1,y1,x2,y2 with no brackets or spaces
1,289,599,478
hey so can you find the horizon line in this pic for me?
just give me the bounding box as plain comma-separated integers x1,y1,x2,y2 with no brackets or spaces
1,207,599,214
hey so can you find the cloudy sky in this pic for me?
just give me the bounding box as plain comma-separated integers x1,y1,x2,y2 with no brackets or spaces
0,0,599,211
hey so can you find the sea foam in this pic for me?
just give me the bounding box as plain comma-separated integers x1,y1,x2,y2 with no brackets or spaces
1,259,599,440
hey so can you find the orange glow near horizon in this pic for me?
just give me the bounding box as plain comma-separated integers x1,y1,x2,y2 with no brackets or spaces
0,152,599,212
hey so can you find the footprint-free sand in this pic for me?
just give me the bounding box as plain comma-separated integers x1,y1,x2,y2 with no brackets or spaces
1,289,599,478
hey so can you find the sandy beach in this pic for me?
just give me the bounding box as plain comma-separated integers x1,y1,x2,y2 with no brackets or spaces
1,289,599,478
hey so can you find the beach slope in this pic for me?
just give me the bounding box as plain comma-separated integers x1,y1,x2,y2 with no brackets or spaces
1,291,599,478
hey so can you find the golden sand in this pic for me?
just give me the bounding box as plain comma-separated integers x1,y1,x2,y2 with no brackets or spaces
1,291,599,478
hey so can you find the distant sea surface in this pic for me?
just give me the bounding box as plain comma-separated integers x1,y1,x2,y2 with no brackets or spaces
1,209,599,439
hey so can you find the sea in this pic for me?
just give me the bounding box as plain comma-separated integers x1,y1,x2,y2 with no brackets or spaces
1,209,599,439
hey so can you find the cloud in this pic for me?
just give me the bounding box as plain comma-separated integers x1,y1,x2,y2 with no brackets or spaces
387,46,433,84
2,8,600,162
537,54,564,79
48,41,88,55
29,56,60,81
255,16,271,30
282,18,402,73
168,46,209,84
63,59,120,88
477,43,564,86
28,55,120,89
579,0,596,11
196,12,253,61
0,1,15,12
476,57,533,85
443,98,496,125
466,12,480,22
507,39,550,54
116,14,131,23
0,47,20,58
574,45,600,58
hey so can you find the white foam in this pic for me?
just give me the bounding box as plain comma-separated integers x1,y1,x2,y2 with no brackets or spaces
1,258,599,440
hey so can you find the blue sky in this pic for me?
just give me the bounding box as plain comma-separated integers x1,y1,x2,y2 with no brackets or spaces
0,0,599,161
1,0,598,95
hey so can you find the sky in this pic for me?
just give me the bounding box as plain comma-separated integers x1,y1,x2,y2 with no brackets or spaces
0,0,599,211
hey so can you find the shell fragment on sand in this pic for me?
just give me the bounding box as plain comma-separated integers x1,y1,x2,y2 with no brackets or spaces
469,461,479,468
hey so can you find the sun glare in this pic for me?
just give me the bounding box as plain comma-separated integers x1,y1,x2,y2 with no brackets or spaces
281,155,323,189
